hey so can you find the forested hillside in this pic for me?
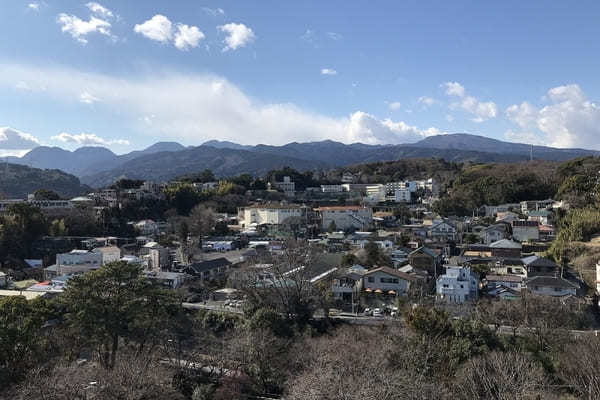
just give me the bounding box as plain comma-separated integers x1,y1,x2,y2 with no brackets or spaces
0,163,88,198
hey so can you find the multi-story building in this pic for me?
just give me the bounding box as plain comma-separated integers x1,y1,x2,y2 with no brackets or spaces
45,249,103,278
436,266,479,304
394,188,411,203
238,204,304,228
314,206,373,231
271,176,295,194
92,246,121,265
320,185,345,193
365,184,386,202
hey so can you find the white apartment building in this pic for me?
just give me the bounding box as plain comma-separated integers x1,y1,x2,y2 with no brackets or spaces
238,205,303,227
315,206,373,231
320,184,345,193
436,266,479,304
366,184,386,202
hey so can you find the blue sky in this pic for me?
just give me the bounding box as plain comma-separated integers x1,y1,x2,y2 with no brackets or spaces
1,0,600,155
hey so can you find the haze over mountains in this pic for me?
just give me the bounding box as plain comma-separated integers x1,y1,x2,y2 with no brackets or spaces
4,134,600,189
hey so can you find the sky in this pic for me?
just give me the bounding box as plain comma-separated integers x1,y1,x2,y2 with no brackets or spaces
1,0,600,155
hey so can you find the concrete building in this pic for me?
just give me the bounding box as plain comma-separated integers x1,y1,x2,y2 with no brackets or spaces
238,204,304,228
315,206,373,231
46,249,103,278
436,266,479,304
320,185,345,193
271,176,295,194
365,184,386,202
394,188,411,203
92,246,121,265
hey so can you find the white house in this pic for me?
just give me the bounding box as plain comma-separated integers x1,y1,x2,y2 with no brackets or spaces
315,206,373,231
428,221,457,242
238,205,303,228
141,242,170,271
486,274,524,297
436,266,479,304
52,250,103,277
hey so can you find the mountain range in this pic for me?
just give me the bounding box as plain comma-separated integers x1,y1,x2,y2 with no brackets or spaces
4,134,599,188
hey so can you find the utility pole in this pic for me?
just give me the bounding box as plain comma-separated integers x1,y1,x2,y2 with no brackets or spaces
530,144,533,161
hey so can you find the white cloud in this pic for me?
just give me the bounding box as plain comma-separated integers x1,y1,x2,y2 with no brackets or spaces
388,101,402,111
326,32,343,40
347,112,443,144
57,13,112,44
134,14,172,43
321,68,337,76
300,29,316,43
418,96,436,107
28,2,40,11
86,2,113,18
80,91,100,104
0,63,445,146
444,82,465,97
0,127,41,156
52,132,129,146
202,7,225,17
174,24,205,50
218,23,255,51
443,81,497,122
505,84,600,149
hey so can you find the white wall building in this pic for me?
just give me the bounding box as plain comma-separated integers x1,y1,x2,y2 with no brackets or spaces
320,185,345,193
272,176,295,194
55,250,103,276
91,246,121,265
365,184,386,202
238,205,303,227
394,188,411,203
436,266,479,304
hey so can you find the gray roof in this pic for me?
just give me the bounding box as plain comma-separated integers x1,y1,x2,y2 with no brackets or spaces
521,256,557,268
489,239,522,249
527,276,578,289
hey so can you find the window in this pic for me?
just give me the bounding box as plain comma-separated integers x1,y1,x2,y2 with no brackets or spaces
443,284,449,288
368,277,374,283
554,287,562,292
460,285,464,289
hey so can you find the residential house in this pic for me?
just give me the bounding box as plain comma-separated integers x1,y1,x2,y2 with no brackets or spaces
512,220,539,242
486,274,525,297
538,225,556,242
526,275,578,297
391,248,411,268
528,210,552,226
481,224,508,245
144,271,186,289
521,256,557,277
361,266,417,296
141,242,170,271
436,266,479,304
489,239,522,258
331,268,363,303
185,257,232,281
408,247,441,278
482,203,520,217
315,206,373,231
488,258,527,277
428,221,457,242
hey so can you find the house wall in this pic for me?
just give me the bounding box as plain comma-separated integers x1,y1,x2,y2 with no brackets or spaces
321,208,373,231
362,271,410,294
528,285,576,297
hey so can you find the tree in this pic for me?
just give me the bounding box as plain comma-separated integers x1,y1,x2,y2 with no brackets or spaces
188,204,216,250
62,262,177,369
34,188,61,200
0,296,47,385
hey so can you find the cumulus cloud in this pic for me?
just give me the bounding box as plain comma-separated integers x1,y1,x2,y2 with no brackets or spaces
347,112,443,144
202,7,225,17
86,2,113,18
174,24,205,50
443,81,497,122
0,63,445,146
505,84,600,149
321,68,337,76
0,127,41,156
218,23,255,51
134,15,204,51
134,14,172,43
52,132,129,146
57,13,112,44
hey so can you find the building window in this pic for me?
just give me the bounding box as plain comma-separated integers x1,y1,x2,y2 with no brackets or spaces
368,277,374,283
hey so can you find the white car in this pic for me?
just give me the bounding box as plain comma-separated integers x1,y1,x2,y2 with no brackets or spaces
373,308,383,317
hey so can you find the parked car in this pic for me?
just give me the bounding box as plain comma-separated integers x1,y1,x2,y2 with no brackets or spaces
373,308,383,317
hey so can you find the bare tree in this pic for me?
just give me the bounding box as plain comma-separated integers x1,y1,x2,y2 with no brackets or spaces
188,204,216,251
